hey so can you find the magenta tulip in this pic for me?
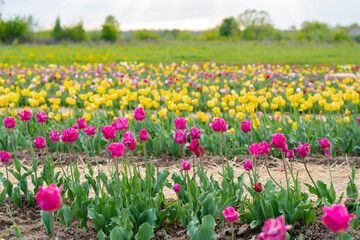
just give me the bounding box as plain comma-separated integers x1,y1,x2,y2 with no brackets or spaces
255,183,263,193
173,130,187,144
187,139,199,153
270,133,288,153
222,206,240,222
84,125,97,136
294,142,310,158
127,139,137,151
61,128,78,143
318,138,330,149
101,126,116,140
36,184,63,212
76,118,87,129
36,112,48,123
209,118,227,132
286,150,295,159
181,160,191,171
111,117,128,131
4,117,16,129
133,107,146,121
1,151,11,163
173,184,181,193
258,215,292,240
189,126,201,139
49,130,61,142
106,142,125,158
122,131,136,147
241,120,252,133
194,146,204,157
18,110,32,122
139,129,149,142
174,117,187,130
322,204,355,233
259,141,271,155
325,149,331,157
34,137,46,149
249,142,260,157
244,159,252,171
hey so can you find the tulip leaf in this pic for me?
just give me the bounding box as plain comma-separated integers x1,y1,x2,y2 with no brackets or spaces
58,204,73,227
135,222,154,240
187,215,216,240
340,233,354,240
138,209,156,228
0,189,6,203
40,211,52,234
11,186,21,208
200,193,217,220
110,226,131,240
88,208,106,231
97,230,106,240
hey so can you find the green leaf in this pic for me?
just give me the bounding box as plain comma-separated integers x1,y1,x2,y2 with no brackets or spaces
135,222,154,240
11,186,21,208
200,193,217,220
187,215,216,240
58,205,73,227
0,189,6,203
138,209,157,228
346,180,358,199
97,230,106,240
350,218,359,230
41,211,52,234
11,225,21,239
14,158,22,173
88,208,106,231
340,233,354,240
110,226,131,240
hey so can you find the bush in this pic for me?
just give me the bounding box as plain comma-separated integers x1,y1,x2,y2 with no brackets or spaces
219,17,240,38
1,16,33,43
101,15,120,42
52,17,63,40
63,23,86,42
132,30,159,41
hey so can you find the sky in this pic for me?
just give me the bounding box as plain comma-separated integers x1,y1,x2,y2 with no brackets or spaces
1,0,360,31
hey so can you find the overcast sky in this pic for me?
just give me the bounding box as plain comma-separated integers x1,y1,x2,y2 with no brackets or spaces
1,0,360,31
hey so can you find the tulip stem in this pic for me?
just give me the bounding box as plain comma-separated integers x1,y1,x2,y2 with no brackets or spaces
67,143,75,184
50,212,55,239
56,142,68,180
231,222,234,240
143,141,148,166
90,137,102,193
8,129,18,161
282,153,291,194
265,157,282,189
218,133,225,174
5,163,9,195
114,157,121,194
303,157,322,198
25,122,35,159
41,124,50,162
192,155,195,179
327,155,333,184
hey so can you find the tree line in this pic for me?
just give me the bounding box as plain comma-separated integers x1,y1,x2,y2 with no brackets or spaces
0,10,359,44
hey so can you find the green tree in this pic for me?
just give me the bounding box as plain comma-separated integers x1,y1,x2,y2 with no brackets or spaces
63,22,86,42
219,17,240,38
237,9,275,40
101,15,120,41
52,17,63,40
298,21,332,43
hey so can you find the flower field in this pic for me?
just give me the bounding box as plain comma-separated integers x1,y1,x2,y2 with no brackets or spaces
1,61,360,239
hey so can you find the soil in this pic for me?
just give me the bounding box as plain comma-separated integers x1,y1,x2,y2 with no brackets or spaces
2,150,360,239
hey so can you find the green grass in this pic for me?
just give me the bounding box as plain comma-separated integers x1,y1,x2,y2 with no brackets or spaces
0,41,359,66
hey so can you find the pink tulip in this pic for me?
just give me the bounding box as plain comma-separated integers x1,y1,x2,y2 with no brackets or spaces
1,151,11,163
222,206,240,222
325,149,331,157
111,117,128,131
241,120,252,133
318,138,330,149
139,129,149,142
127,139,137,151
270,133,288,153
209,118,227,132
322,204,355,233
173,184,181,193
36,112,48,123
133,107,146,121
106,142,125,158
84,125,97,136
187,139,199,153
259,141,271,155
255,183,263,193
244,159,252,171
357,117,360,127
258,215,292,240
181,160,191,171
101,126,116,140
18,110,32,122
189,126,201,140
61,128,78,143
194,146,204,157
34,137,46,149
76,118,87,129
36,184,63,212
49,130,61,142
4,117,16,129
286,150,295,159
274,114,281,121
293,142,310,158
174,118,187,130
249,142,260,157
173,130,187,145
281,168,285,172
122,131,136,147
72,124,78,129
